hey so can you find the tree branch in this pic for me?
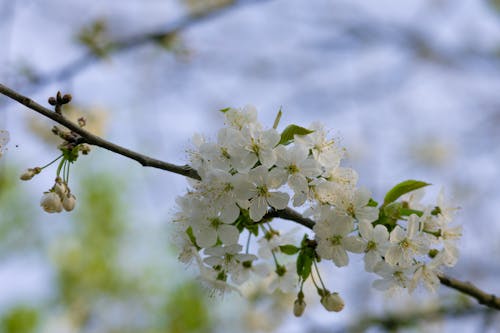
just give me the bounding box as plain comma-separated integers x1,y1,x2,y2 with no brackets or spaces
0,83,200,180
15,0,271,91
1,83,499,311
438,274,500,310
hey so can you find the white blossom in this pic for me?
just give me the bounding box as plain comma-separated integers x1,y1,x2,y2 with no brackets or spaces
358,222,390,272
314,211,364,267
385,214,429,267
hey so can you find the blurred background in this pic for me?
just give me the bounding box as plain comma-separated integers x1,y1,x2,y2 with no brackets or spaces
1,0,500,332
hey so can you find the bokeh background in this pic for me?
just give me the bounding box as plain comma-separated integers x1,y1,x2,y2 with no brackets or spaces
1,0,500,332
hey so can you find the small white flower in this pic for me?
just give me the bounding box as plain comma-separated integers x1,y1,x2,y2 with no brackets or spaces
257,227,299,259
244,165,290,221
40,192,63,213
313,211,364,267
333,187,379,224
385,214,429,267
409,255,443,293
267,262,297,293
271,145,322,206
224,105,260,130
293,123,343,169
372,261,414,292
358,222,390,272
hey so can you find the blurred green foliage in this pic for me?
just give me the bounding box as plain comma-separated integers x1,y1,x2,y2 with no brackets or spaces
0,306,39,333
0,168,214,332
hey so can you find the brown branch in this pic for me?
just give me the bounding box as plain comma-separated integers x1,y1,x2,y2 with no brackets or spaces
15,0,271,91
1,83,499,311
438,274,500,310
0,83,200,180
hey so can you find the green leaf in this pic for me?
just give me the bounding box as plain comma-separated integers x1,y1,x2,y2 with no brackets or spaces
279,244,300,255
399,208,424,217
296,251,313,280
279,125,314,145
219,107,231,113
367,198,378,207
383,180,431,206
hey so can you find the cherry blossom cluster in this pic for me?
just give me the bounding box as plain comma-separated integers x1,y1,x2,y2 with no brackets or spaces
172,105,462,316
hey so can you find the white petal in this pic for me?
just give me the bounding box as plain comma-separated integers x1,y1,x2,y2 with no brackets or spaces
249,197,268,221
331,246,349,267
267,192,290,210
373,225,389,243
218,225,239,245
343,236,365,253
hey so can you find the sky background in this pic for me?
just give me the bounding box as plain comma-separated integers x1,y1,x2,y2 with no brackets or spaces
1,0,500,332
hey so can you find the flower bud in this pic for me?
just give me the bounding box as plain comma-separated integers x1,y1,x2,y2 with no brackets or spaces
62,194,76,212
293,298,306,317
20,167,41,181
320,291,344,312
40,192,63,213
53,179,67,198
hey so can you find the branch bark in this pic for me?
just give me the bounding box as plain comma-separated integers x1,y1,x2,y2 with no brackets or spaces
1,83,499,311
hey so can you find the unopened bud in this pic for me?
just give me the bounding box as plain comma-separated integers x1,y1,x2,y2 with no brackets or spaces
48,97,57,105
293,298,306,317
53,178,67,198
320,291,344,312
62,194,76,211
40,192,63,213
20,167,41,181
61,94,72,104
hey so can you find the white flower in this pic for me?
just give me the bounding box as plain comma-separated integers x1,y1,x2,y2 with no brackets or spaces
372,261,414,292
313,211,364,267
235,127,280,169
204,244,256,275
358,222,390,272
190,200,240,248
271,145,322,206
408,255,443,293
333,187,379,224
257,227,299,259
267,262,297,293
243,165,290,221
385,214,429,267
293,123,343,169
40,192,63,213
435,188,458,224
224,105,260,130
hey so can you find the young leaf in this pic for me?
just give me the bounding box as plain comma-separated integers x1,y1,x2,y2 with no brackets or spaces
280,244,300,255
219,107,231,113
279,125,314,145
383,180,430,207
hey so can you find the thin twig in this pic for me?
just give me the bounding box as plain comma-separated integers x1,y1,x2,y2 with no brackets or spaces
1,83,499,311
0,83,199,180
438,274,500,310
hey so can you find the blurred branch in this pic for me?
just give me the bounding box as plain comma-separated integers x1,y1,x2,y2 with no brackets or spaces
1,83,500,311
14,0,270,92
438,274,500,310
328,303,488,333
